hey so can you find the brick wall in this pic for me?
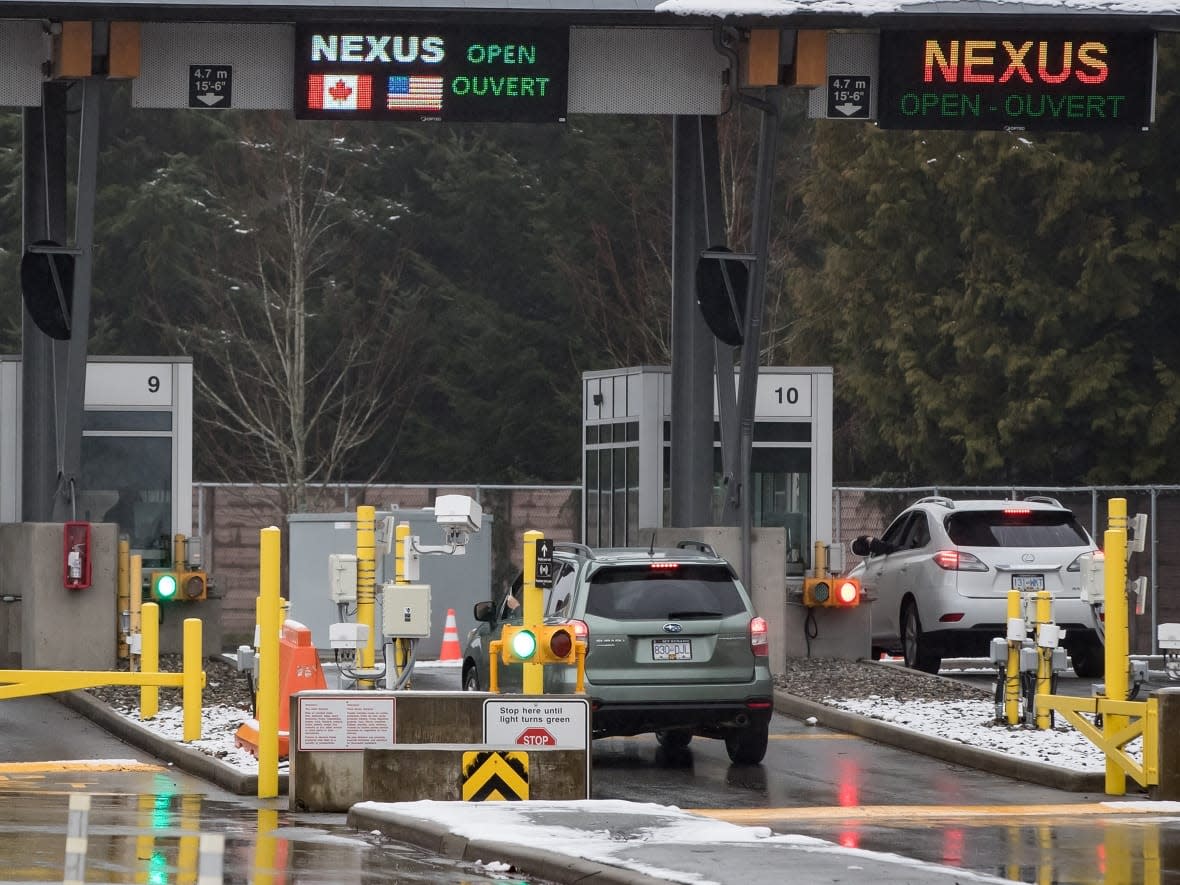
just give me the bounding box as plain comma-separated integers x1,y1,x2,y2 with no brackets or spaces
193,484,582,645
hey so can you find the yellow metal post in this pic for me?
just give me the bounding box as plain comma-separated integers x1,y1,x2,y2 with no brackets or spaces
1105,497,1129,795
257,525,281,799
1005,590,1021,725
182,618,202,741
395,522,412,678
130,554,143,671
117,537,130,659
140,602,159,719
1035,590,1053,729
522,529,544,694
356,506,377,674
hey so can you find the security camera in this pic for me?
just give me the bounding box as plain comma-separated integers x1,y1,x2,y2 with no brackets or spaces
433,494,482,534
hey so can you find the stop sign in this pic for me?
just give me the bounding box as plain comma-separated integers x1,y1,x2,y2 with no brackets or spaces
517,727,556,746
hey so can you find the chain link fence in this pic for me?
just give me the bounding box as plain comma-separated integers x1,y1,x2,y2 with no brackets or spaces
834,486,1180,655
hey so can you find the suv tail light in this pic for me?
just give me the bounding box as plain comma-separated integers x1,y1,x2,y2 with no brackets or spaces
1067,550,1099,572
932,550,988,572
568,619,589,641
749,616,769,657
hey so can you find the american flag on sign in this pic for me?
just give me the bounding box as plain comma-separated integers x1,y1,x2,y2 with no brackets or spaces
387,75,444,112
307,74,373,111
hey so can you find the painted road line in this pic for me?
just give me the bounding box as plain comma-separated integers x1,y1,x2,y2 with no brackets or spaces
695,803,1180,824
769,733,858,740
0,761,163,773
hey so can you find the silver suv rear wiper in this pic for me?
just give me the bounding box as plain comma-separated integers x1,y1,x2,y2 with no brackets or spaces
667,610,723,619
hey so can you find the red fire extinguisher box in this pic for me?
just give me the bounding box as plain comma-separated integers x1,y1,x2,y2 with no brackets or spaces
63,521,92,590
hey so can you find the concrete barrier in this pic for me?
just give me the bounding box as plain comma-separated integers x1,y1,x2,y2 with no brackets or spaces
289,690,590,811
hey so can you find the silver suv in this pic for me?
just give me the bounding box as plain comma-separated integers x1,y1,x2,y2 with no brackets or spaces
461,542,774,764
849,496,1103,677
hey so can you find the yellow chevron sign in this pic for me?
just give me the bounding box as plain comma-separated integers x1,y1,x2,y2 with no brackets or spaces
461,751,529,801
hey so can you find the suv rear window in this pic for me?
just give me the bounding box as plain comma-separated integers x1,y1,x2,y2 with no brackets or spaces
584,564,747,620
945,510,1090,547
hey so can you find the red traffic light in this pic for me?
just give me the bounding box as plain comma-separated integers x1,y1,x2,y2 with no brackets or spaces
549,627,573,659
834,579,860,606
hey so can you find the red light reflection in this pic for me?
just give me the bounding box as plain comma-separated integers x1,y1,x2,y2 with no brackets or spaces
942,828,964,866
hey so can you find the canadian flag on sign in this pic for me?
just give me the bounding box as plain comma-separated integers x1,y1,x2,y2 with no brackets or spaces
307,74,373,111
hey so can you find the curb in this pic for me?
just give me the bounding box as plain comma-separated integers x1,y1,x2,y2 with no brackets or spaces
58,690,288,797
349,805,667,885
773,689,1107,793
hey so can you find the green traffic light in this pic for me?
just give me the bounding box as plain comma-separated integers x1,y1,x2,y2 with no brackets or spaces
510,628,538,660
154,572,178,600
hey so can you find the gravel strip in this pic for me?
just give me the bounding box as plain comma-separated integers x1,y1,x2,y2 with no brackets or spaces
87,654,991,714
775,657,994,704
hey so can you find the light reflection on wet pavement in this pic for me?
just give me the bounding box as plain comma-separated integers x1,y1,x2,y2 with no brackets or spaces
0,767,539,884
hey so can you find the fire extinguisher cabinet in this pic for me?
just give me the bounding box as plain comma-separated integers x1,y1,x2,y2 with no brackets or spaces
63,521,92,590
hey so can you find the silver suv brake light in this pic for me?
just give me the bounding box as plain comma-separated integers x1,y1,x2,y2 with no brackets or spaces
932,550,989,571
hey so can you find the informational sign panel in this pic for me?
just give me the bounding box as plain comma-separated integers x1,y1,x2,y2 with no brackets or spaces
534,538,554,589
827,75,871,119
294,25,569,123
484,698,589,748
297,694,396,751
878,31,1156,131
189,65,232,108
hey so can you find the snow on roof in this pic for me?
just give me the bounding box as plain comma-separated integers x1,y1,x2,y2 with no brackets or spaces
654,0,1180,20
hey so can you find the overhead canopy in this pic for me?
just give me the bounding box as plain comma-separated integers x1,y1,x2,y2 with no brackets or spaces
4,0,1180,27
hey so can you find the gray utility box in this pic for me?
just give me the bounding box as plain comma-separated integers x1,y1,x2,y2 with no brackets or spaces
287,510,492,660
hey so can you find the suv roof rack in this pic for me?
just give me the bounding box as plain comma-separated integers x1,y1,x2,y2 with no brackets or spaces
1022,495,1064,508
554,542,596,559
675,540,719,557
915,495,955,509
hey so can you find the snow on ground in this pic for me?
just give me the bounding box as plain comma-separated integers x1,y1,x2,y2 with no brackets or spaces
825,696,1136,772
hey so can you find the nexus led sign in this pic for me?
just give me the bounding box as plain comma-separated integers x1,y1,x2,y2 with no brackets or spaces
295,25,569,123
878,31,1156,131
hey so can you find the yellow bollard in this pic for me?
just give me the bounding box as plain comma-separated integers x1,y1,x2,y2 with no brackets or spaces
140,602,159,719
1035,590,1053,729
356,506,377,676
182,617,203,742
257,526,282,799
1005,590,1021,725
522,530,544,695
118,538,130,659
130,554,143,672
394,522,413,680
1104,497,1129,795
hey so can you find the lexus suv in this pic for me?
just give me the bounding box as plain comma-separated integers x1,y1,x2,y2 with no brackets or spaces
461,541,774,764
848,496,1104,677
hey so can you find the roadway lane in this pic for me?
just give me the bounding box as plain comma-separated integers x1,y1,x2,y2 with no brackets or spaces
0,692,542,883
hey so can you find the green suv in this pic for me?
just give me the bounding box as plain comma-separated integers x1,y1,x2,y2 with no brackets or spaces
461,541,774,764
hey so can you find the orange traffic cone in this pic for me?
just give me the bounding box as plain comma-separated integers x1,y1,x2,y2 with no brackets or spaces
439,608,462,661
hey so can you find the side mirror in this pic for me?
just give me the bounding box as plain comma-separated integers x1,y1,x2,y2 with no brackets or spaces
473,601,495,622
851,536,875,557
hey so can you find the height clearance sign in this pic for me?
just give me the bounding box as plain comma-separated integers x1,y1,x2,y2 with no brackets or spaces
877,31,1156,131
295,25,569,123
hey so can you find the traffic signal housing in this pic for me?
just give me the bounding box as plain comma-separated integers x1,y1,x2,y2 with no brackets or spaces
150,569,179,602
177,569,208,601
149,568,207,602
803,576,861,608
500,624,579,665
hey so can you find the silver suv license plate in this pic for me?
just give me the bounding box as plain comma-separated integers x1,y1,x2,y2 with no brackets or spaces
1012,574,1045,592
653,640,691,661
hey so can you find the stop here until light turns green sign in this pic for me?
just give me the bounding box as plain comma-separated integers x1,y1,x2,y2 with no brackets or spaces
877,31,1156,131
